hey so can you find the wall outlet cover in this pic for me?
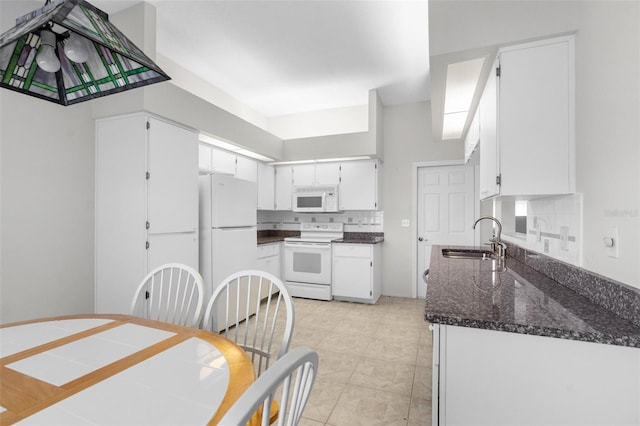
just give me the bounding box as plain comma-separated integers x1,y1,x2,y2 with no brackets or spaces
605,226,619,258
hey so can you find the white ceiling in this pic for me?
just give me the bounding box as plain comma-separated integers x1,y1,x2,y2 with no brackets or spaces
95,0,430,118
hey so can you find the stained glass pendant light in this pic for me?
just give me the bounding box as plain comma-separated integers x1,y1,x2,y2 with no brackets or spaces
0,0,170,106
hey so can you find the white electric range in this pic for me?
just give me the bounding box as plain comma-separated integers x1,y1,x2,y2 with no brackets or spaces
283,222,344,300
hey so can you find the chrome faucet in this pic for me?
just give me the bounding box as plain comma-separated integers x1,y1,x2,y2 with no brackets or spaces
473,216,507,258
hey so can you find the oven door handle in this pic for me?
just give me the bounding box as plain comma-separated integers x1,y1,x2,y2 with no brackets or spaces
284,242,331,249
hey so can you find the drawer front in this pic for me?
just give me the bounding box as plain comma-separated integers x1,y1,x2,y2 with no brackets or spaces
333,244,371,258
257,242,280,259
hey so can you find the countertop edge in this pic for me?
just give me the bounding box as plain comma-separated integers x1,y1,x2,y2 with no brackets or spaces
425,314,640,348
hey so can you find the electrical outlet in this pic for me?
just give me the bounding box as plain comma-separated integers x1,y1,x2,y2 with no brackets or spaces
605,226,619,258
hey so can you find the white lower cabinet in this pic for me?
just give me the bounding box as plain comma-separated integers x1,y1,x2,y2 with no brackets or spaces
332,243,381,303
256,242,281,279
431,324,640,426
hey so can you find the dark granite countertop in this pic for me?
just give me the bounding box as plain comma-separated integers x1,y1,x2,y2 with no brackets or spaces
425,245,640,348
333,232,384,244
257,230,299,245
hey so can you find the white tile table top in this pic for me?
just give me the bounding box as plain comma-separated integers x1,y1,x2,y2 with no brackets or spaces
6,324,175,386
16,337,230,426
0,318,114,358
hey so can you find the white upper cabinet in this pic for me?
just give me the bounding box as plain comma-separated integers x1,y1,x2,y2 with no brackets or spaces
479,59,499,199
236,156,257,182
211,147,237,175
498,36,574,196
147,117,199,234
257,163,275,210
339,159,380,210
479,35,575,199
274,165,293,210
292,163,340,186
199,144,213,172
314,163,340,185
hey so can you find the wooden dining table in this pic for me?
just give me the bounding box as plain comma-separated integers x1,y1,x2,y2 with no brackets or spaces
0,314,256,425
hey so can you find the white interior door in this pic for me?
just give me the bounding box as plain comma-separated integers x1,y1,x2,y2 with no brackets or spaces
417,164,475,298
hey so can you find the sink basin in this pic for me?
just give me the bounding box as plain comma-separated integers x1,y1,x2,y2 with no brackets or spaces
442,248,495,260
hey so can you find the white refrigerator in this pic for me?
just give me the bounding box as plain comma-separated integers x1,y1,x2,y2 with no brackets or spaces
199,174,258,323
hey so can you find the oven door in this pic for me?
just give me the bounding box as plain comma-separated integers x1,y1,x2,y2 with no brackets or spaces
284,241,332,285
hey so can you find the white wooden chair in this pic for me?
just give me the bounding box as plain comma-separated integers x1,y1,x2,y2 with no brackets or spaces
130,263,205,328
219,347,319,426
202,270,294,377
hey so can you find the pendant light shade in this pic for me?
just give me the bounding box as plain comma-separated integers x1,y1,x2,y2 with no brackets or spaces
0,0,170,106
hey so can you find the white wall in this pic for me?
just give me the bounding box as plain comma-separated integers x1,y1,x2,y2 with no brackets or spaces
0,90,95,323
574,2,640,287
382,102,462,297
430,1,640,288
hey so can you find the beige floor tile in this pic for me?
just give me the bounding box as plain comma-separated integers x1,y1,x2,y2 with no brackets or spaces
327,384,411,426
292,327,330,349
364,337,419,365
288,296,433,426
302,376,346,423
408,396,432,426
349,357,416,396
375,323,423,342
318,331,373,356
412,364,432,402
314,349,360,384
299,418,325,426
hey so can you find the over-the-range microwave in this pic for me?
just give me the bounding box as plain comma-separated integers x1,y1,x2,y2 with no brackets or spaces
292,185,339,212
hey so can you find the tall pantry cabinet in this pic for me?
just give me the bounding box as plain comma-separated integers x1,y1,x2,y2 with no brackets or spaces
95,114,199,315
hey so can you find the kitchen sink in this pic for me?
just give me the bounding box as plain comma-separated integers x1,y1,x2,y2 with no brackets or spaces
441,248,495,260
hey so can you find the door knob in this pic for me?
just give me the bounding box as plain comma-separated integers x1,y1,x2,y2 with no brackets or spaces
418,237,424,242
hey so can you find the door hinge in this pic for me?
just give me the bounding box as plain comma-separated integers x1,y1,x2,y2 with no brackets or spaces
374,202,377,208
375,163,377,169
339,177,342,183
370,261,373,267
146,121,150,130
370,290,372,296
496,66,501,77
145,290,150,299
146,221,150,230
146,171,150,180
145,241,149,250
496,174,502,185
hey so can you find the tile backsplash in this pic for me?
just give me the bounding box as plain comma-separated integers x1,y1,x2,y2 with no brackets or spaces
258,210,384,233
500,193,583,267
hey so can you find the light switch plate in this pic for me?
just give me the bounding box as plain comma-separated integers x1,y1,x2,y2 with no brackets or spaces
401,219,410,227
605,226,619,258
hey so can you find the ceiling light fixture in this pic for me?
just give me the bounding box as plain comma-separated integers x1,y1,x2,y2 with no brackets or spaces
442,58,485,140
199,133,275,163
0,0,170,106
